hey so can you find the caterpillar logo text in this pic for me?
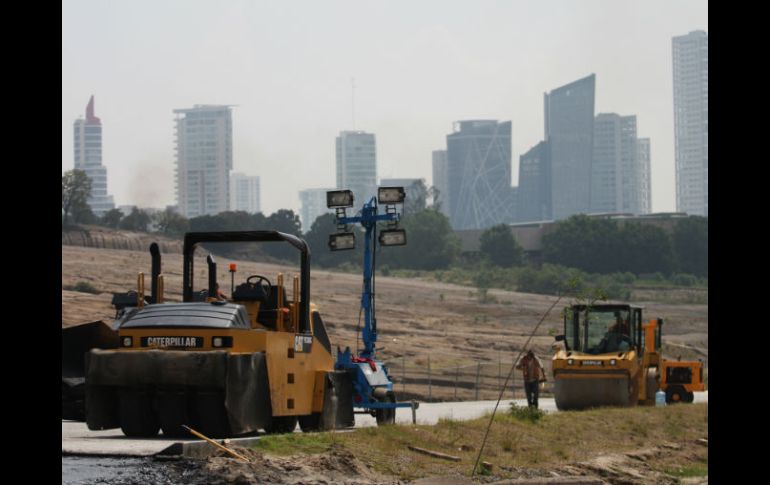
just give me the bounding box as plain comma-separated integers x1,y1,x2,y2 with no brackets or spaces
141,336,203,348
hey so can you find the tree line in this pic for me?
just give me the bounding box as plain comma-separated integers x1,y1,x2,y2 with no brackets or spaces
64,169,706,279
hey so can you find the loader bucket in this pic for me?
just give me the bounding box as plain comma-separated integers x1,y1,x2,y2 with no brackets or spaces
62,321,119,378
553,375,632,410
62,321,119,421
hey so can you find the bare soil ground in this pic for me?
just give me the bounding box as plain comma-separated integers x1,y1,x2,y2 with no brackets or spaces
197,441,706,485
61,239,708,484
62,242,708,400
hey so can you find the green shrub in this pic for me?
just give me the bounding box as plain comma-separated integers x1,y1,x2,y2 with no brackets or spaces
64,281,100,294
509,402,545,422
671,273,697,287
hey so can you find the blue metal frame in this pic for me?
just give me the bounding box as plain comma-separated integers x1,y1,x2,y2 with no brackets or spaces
334,196,412,413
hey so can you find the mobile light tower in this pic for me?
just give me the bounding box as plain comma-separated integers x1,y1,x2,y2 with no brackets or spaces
327,187,412,425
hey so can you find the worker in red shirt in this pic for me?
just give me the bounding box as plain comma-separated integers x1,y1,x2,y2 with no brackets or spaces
516,350,547,408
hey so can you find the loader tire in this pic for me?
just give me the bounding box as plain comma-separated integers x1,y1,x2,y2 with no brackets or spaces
119,389,159,437
158,390,190,438
194,390,231,438
666,385,686,404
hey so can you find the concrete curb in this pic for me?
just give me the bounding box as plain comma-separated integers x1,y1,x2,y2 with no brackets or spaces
157,437,262,459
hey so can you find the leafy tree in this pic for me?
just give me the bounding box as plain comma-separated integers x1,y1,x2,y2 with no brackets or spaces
403,179,428,216
303,213,363,267
618,222,674,275
263,209,303,261
428,185,443,212
71,201,97,225
381,208,460,270
189,211,266,233
119,208,151,232
62,169,92,225
100,208,124,229
672,216,708,277
479,224,524,267
154,208,189,236
542,215,623,273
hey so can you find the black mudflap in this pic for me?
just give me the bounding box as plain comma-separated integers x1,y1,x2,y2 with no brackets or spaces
225,352,270,435
85,349,269,435
323,370,354,429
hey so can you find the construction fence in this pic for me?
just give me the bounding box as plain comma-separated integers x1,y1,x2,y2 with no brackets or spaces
382,357,555,403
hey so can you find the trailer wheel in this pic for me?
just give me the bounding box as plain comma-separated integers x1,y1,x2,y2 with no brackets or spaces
666,385,686,404
119,389,159,437
375,391,396,426
683,391,694,403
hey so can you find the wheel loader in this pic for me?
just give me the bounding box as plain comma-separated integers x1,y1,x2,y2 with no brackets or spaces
80,231,354,438
660,358,705,403
551,304,704,410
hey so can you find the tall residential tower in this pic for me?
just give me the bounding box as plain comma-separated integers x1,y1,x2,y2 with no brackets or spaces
673,30,708,216
336,131,377,204
544,74,596,220
174,105,233,218
73,96,114,216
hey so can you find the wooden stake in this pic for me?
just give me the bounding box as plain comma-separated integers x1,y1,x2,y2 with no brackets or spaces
182,425,250,462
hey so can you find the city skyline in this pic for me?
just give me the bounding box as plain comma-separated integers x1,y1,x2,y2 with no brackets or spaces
62,0,707,216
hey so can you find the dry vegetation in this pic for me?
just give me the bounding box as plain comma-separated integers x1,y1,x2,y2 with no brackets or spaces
180,404,709,484
62,241,708,400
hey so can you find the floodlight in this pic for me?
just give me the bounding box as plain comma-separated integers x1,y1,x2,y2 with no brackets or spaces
377,186,406,204
379,229,407,246
329,232,356,251
327,190,354,208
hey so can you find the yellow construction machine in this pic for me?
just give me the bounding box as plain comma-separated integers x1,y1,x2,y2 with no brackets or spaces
82,231,354,437
551,304,661,410
552,303,706,409
660,359,705,403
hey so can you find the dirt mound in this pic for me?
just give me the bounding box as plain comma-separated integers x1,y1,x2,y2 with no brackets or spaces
194,445,401,485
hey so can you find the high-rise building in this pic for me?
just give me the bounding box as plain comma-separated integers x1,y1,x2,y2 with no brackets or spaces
517,141,551,222
299,188,334,231
544,74,596,220
446,120,512,230
336,131,377,205
638,138,652,214
673,30,708,216
591,114,647,214
229,172,261,214
73,96,115,216
174,105,233,218
379,178,420,188
431,150,449,216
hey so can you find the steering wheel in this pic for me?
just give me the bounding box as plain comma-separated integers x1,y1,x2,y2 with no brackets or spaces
246,274,272,299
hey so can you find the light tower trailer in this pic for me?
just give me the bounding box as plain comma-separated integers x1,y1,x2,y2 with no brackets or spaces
327,187,416,425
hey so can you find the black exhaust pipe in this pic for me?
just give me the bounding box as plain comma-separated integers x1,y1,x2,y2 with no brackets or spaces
207,254,217,299
150,243,161,303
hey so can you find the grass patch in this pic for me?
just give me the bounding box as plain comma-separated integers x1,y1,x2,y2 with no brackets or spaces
508,402,545,423
666,462,708,477
251,404,708,481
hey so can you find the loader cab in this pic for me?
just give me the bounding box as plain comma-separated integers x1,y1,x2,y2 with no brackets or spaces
563,304,643,355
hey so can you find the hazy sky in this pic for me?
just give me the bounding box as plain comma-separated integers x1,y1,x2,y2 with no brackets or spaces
62,0,707,219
